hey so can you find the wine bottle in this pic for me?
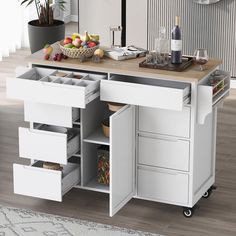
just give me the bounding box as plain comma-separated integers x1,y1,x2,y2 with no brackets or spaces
171,16,182,64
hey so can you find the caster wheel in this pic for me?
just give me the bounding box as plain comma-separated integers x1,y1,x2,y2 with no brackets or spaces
183,208,194,218
203,188,213,199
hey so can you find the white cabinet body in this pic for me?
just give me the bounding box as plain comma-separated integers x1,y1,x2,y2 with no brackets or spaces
6,61,229,216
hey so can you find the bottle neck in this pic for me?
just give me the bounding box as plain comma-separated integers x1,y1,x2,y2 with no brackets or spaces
175,16,180,27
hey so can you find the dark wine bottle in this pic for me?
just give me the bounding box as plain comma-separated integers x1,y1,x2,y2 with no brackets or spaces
171,16,182,64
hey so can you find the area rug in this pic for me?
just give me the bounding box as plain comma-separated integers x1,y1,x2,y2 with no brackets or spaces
0,205,161,236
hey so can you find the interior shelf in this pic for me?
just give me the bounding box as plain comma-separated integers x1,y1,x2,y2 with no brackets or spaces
73,151,81,158
79,177,110,194
73,119,81,126
83,128,110,145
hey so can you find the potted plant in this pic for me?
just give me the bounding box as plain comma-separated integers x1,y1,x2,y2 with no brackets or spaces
20,0,66,53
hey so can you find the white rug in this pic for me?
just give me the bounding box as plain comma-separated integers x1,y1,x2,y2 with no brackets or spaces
0,205,161,236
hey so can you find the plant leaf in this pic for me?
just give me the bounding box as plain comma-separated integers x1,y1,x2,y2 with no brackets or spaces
26,0,34,7
20,0,30,6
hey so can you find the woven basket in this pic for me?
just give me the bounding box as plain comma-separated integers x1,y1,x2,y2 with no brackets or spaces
59,40,99,59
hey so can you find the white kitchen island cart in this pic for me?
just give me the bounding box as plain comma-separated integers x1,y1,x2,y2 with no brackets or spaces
6,44,230,217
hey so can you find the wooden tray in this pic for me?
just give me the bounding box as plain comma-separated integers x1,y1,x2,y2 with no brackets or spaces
139,56,194,72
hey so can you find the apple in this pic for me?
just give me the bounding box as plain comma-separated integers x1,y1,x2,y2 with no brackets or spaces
63,37,72,45
87,41,97,48
72,38,82,48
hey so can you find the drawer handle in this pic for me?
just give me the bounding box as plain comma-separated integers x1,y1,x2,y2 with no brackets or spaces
139,134,178,142
139,166,179,176
28,128,65,137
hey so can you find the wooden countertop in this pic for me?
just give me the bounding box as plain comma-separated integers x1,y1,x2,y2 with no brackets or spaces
26,43,222,83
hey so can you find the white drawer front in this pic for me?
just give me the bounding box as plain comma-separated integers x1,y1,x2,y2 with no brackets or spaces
6,68,103,108
101,76,190,110
138,136,190,171
13,162,80,201
24,102,80,128
138,166,189,205
139,106,191,138
19,127,80,165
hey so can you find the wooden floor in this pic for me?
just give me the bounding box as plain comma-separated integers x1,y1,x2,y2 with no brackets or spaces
0,35,236,236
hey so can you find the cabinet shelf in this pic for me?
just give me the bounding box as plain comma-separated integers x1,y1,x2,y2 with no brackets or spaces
73,119,81,126
83,128,110,145
79,177,110,194
73,151,81,158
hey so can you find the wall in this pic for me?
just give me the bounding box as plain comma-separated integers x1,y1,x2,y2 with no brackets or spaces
126,0,147,49
79,0,121,46
71,0,78,21
71,0,78,16
147,0,236,76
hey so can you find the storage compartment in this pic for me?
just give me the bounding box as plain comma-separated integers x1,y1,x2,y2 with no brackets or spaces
24,102,80,128
207,70,230,101
82,143,110,193
197,70,230,124
13,161,80,201
139,106,191,138
19,125,80,165
137,166,189,205
7,67,106,108
16,67,56,80
97,145,110,185
138,135,190,171
101,75,190,110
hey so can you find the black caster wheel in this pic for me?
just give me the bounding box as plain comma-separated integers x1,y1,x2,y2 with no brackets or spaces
202,189,212,198
183,208,194,218
203,185,216,199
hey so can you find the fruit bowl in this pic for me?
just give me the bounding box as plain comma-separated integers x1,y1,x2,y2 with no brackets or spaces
59,40,99,59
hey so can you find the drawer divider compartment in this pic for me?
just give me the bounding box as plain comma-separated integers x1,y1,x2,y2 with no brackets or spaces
7,67,106,108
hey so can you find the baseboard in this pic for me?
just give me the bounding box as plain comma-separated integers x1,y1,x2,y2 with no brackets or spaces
64,15,72,24
70,15,78,22
230,79,236,89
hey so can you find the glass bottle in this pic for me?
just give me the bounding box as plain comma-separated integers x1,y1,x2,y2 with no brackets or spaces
155,26,169,65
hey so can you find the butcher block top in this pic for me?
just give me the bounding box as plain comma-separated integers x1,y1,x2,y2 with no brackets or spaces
26,43,222,83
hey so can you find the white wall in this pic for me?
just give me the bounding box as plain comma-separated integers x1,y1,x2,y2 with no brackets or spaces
126,0,147,49
79,0,121,46
71,0,78,16
79,0,147,48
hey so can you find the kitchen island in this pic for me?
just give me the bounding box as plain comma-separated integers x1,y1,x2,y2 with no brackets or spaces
6,43,230,217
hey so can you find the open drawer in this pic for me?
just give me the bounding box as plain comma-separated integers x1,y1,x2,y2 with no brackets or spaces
101,75,191,111
13,161,80,201
19,125,80,165
7,67,106,108
24,102,80,128
198,70,230,124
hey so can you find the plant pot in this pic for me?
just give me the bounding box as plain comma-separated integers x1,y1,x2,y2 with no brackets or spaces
28,20,65,53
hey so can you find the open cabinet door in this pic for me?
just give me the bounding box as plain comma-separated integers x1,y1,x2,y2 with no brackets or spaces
110,105,135,217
